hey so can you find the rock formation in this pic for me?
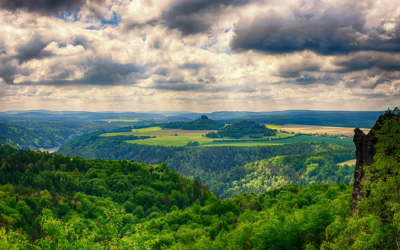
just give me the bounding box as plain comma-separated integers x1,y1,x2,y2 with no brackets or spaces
351,112,400,216
351,119,379,216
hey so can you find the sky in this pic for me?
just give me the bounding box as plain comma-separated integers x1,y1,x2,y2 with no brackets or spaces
0,0,399,112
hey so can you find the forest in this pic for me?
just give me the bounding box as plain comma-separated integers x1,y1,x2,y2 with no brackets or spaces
57,131,355,196
0,110,400,249
161,116,224,130
0,123,64,150
0,144,352,249
206,120,277,138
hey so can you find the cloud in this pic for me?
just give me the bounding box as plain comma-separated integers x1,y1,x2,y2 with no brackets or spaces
162,0,250,35
231,4,400,55
154,68,171,77
0,0,105,15
0,64,18,84
6,58,146,86
178,63,205,75
333,52,400,73
16,37,53,64
292,74,340,86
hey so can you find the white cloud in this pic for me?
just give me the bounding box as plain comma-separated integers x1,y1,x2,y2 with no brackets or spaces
0,0,398,111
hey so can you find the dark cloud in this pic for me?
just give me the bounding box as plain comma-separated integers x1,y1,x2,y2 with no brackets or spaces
3,58,145,85
0,64,18,84
162,0,250,35
123,19,159,31
151,76,205,91
0,0,105,14
236,85,257,93
72,36,88,49
16,38,53,64
150,83,205,91
154,68,171,77
179,63,205,75
352,92,390,99
231,7,400,55
333,53,400,73
81,59,143,84
292,74,340,85
278,61,321,78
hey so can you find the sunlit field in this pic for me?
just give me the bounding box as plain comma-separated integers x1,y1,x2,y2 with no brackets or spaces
281,124,369,136
100,126,353,147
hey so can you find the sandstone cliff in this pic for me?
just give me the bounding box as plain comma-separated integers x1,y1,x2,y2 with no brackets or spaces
351,118,379,216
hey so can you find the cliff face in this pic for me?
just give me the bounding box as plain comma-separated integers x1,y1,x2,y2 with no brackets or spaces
351,119,380,216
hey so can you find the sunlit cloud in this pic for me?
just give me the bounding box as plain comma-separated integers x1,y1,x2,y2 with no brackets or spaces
0,0,398,112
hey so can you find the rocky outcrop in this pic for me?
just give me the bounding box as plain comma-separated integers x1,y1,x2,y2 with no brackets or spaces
351,118,380,216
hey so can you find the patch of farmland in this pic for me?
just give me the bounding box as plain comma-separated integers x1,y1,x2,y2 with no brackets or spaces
281,125,369,136
265,124,282,130
201,135,353,146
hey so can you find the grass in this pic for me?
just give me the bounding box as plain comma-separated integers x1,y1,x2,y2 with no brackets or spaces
133,126,163,133
265,124,282,130
101,125,354,147
281,124,369,136
338,159,356,166
201,135,353,146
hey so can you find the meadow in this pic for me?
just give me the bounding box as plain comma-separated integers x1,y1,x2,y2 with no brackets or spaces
281,124,369,136
101,125,353,147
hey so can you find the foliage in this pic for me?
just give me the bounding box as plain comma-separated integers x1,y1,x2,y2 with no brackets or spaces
0,143,353,249
58,134,353,196
0,122,63,150
186,141,200,146
140,183,353,250
321,110,400,249
161,117,224,130
0,144,212,243
206,120,277,138
217,148,355,199
4,121,124,143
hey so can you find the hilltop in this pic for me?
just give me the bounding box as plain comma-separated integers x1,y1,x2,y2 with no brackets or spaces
206,120,277,138
161,115,224,130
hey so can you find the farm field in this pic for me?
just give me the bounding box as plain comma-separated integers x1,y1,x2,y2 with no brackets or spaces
338,159,356,166
265,124,282,130
281,124,369,136
101,126,353,147
202,135,353,146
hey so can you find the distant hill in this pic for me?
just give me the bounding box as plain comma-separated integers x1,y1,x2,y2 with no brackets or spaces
206,120,277,138
161,115,224,130
0,122,63,150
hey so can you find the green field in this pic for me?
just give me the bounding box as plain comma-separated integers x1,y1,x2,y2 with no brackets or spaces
133,126,163,133
100,126,353,147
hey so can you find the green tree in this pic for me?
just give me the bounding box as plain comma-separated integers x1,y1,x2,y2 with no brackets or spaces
322,110,400,249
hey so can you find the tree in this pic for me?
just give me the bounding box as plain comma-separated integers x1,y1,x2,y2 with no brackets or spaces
322,109,400,249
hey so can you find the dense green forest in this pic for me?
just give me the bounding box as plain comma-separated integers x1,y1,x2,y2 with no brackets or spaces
0,123,64,150
4,121,124,142
217,111,382,128
0,144,353,249
1,110,400,249
57,131,355,197
206,120,277,138
214,148,355,199
161,115,224,130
